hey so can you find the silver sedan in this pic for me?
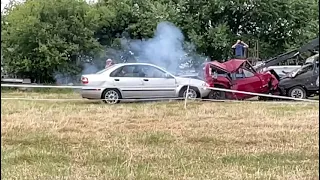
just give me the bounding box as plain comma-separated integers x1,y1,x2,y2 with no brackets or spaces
80,63,211,104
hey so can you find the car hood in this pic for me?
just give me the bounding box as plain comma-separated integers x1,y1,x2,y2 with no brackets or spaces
175,76,207,87
177,74,204,80
210,59,247,73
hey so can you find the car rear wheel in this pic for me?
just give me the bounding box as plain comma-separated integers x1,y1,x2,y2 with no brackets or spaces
208,90,226,100
180,86,200,100
207,85,226,100
287,86,306,99
102,89,122,104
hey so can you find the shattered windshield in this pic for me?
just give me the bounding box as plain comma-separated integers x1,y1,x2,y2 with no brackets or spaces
289,63,313,77
305,54,319,64
287,55,318,76
300,63,313,71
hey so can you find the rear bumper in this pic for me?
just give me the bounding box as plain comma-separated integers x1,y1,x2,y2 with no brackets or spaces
81,89,103,99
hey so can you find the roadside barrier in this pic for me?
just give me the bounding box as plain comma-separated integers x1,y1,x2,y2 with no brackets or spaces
2,83,318,106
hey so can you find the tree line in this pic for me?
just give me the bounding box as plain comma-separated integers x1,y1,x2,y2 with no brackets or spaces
1,0,318,83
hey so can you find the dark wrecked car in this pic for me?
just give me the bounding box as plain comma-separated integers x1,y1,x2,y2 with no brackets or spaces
277,54,319,99
197,59,280,100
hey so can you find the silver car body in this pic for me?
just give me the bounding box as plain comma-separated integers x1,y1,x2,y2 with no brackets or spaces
81,63,211,100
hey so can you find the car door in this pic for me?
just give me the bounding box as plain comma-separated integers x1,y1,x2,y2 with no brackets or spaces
139,65,177,98
231,68,263,99
109,65,144,98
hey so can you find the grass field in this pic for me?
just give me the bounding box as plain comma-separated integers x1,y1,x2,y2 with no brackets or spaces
1,91,319,180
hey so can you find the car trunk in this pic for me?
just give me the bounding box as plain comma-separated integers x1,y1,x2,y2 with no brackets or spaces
81,74,106,89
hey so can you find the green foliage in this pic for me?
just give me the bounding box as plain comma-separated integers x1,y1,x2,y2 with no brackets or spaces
1,0,318,82
2,0,102,83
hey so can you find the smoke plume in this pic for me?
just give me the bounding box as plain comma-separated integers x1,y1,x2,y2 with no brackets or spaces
125,21,186,73
54,21,207,84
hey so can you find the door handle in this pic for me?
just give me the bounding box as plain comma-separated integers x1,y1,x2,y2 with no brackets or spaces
143,79,149,81
114,79,120,81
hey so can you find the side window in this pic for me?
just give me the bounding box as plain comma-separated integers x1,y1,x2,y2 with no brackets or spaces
243,69,255,78
217,69,229,77
141,65,169,78
110,65,145,77
110,67,122,77
235,68,245,79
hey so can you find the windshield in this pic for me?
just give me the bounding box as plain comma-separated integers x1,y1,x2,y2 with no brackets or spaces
300,63,313,71
305,54,319,64
290,63,313,77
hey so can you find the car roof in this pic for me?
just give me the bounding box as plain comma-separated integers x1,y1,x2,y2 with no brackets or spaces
116,62,160,66
101,62,173,76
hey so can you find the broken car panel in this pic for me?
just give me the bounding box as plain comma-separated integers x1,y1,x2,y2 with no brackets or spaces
278,53,319,99
200,59,279,100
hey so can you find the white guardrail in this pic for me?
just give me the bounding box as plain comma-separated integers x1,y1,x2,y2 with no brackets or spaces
1,83,319,103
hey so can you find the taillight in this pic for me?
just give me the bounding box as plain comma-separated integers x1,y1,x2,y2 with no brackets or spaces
81,77,88,84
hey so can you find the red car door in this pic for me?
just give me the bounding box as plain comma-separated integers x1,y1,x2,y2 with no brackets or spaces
231,68,263,99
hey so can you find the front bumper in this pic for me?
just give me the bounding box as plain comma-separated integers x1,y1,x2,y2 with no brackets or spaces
278,86,286,96
199,87,212,97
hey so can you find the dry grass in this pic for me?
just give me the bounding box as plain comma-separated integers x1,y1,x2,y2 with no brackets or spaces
1,92,319,180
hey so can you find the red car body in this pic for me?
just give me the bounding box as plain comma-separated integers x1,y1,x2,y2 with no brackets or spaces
200,59,280,100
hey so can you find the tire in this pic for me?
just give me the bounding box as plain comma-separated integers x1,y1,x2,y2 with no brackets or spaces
287,86,307,99
207,85,226,100
258,96,277,101
208,90,226,100
101,89,122,104
258,96,268,101
179,86,200,99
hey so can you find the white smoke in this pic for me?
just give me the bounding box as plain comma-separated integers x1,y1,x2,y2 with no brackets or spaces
54,21,207,84
124,21,189,74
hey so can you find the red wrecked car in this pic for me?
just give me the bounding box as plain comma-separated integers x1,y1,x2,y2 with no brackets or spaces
198,59,280,100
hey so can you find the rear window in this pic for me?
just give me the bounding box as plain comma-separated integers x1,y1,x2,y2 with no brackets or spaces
96,64,117,74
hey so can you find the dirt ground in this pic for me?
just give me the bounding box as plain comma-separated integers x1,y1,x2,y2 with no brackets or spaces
1,92,319,179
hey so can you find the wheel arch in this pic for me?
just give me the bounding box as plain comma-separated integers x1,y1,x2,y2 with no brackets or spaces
101,88,123,99
287,85,308,98
286,85,307,93
178,85,201,97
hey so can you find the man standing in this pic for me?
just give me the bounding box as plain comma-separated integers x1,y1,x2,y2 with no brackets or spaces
105,59,113,69
232,40,249,59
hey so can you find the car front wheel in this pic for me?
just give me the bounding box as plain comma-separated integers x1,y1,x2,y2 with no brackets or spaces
287,86,307,99
180,86,200,100
208,90,226,100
